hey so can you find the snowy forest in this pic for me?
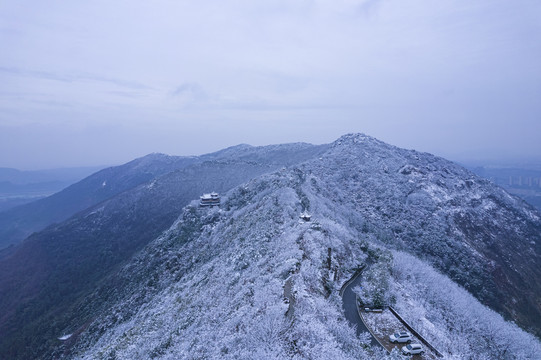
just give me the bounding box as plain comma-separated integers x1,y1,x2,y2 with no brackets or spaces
51,135,541,359
1,135,540,359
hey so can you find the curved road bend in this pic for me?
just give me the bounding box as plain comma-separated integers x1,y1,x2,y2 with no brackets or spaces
341,272,382,348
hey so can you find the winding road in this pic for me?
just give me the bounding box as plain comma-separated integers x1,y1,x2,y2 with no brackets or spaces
341,268,382,348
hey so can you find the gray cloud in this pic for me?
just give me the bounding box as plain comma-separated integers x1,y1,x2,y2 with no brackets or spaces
0,66,150,90
172,82,208,102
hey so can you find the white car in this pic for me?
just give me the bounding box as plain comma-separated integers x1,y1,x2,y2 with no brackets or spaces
389,331,412,343
402,343,424,355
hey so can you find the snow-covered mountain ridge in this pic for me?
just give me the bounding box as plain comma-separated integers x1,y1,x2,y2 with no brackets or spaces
55,134,540,358
45,133,541,359
2,134,540,359
317,134,541,333
0,143,329,359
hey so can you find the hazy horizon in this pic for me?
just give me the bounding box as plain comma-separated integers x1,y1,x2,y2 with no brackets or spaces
2,0,540,170
3,134,541,172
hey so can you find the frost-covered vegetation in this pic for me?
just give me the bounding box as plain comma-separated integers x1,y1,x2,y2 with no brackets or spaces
5,133,539,359
390,251,541,359
63,151,540,359
354,248,394,309
68,172,398,359
0,142,329,359
300,134,541,337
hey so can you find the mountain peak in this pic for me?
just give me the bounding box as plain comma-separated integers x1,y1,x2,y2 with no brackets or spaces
330,133,394,155
138,152,176,162
333,133,376,146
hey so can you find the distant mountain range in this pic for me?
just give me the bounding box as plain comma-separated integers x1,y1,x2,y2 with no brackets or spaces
0,166,107,186
0,155,194,251
0,166,105,212
0,135,539,359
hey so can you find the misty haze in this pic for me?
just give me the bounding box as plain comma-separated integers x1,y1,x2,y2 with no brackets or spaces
1,1,540,359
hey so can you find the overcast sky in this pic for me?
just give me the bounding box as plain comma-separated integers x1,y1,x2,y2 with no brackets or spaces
1,0,540,169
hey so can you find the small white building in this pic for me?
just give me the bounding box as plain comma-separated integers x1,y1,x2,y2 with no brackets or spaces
200,192,220,207
299,211,311,222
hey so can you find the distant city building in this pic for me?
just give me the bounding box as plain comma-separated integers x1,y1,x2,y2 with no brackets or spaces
200,192,220,207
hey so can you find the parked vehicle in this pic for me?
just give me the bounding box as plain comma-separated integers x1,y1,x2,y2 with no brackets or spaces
389,331,412,343
402,343,424,355
364,307,383,313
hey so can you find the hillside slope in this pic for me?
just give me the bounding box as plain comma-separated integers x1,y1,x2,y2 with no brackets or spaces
2,134,540,359
0,142,327,252
51,138,541,359
0,154,197,250
308,134,541,335
0,143,328,359
64,172,382,359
